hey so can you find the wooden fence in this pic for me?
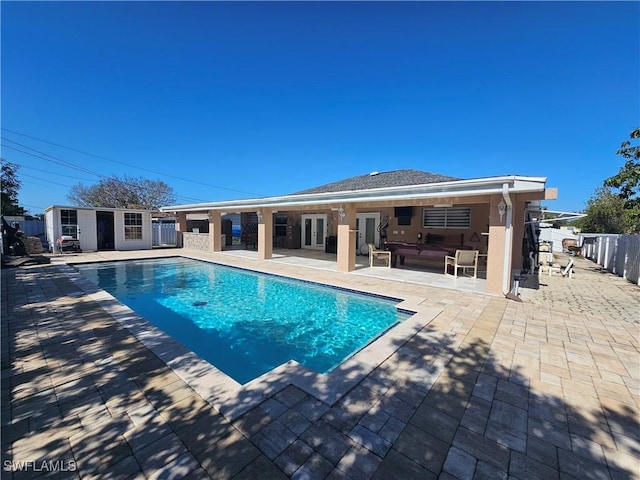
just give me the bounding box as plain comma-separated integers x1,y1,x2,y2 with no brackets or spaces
580,234,640,285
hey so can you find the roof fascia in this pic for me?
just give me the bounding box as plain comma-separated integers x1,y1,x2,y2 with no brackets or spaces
44,205,152,213
161,175,548,213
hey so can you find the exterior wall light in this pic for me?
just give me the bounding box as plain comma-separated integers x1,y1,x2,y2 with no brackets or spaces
498,199,506,222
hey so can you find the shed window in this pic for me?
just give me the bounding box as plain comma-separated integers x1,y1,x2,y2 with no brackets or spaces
423,207,471,229
60,209,78,238
124,213,143,240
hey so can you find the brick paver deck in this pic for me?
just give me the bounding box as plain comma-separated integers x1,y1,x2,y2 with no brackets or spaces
2,252,638,479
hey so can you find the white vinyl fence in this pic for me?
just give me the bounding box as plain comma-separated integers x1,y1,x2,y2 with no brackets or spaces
152,223,177,247
580,234,640,285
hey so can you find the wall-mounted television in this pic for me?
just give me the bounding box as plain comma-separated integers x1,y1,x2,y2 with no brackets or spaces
394,206,413,218
395,206,413,225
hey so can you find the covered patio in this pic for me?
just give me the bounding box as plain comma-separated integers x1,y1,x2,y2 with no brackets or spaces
161,170,557,296
218,247,488,295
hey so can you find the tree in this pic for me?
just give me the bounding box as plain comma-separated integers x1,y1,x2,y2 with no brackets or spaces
1,158,26,216
603,127,640,232
67,175,175,210
605,127,640,197
574,187,633,234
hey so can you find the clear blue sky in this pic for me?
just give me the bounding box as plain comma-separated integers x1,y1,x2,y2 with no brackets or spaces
2,1,638,215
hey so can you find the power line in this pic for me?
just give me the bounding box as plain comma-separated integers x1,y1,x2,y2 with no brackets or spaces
4,132,222,206
18,165,202,202
22,203,46,209
20,172,76,189
2,137,108,176
14,163,97,182
18,171,207,205
2,127,261,196
19,203,48,213
1,142,107,178
172,193,209,203
20,178,66,190
6,153,207,203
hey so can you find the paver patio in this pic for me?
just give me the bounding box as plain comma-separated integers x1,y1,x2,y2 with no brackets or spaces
2,251,638,479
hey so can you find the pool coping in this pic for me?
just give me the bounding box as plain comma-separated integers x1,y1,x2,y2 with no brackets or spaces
58,260,443,421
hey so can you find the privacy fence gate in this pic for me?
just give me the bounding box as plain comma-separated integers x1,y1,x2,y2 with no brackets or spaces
152,222,177,247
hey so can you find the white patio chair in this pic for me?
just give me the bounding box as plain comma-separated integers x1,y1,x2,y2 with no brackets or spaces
549,257,574,278
444,250,479,279
368,243,391,268
538,251,554,278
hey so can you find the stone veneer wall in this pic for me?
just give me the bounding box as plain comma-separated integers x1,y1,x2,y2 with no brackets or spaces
183,232,210,251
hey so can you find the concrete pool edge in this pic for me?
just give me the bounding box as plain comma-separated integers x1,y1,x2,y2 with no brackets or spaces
58,261,444,421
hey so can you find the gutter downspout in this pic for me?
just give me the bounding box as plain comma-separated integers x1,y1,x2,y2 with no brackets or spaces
502,183,513,295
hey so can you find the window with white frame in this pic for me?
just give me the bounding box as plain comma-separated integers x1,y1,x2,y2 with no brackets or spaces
60,209,78,238
423,207,471,228
124,212,143,240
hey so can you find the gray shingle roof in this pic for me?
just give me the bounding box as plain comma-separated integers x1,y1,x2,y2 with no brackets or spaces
292,169,461,195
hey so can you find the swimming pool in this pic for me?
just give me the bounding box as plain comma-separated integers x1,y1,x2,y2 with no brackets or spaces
74,257,412,384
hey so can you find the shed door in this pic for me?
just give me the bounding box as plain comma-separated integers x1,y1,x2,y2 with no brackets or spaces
96,211,115,250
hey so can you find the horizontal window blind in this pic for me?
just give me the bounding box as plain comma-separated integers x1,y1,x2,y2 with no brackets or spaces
423,207,471,228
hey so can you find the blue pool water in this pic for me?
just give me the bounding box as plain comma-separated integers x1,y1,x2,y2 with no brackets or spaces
75,257,412,384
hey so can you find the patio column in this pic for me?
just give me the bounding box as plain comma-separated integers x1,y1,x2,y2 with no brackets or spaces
486,194,511,296
257,208,273,260
175,211,187,248
208,210,222,252
337,204,356,272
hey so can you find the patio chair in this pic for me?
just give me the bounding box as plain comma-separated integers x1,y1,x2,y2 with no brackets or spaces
444,249,479,279
549,257,574,278
537,251,554,278
368,243,391,268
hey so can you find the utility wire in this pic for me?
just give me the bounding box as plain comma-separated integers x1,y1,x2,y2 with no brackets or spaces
172,194,209,203
20,173,76,189
20,179,68,191
2,137,110,177
15,161,207,202
20,203,48,212
1,142,107,178
4,132,216,206
2,127,261,196
19,175,205,206
14,163,97,182
3,145,209,202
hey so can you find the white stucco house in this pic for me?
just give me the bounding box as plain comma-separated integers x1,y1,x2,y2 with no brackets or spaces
44,205,153,253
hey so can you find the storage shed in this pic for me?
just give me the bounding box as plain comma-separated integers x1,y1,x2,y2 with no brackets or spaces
44,206,153,253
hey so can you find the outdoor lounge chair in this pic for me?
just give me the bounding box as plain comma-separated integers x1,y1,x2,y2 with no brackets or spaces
549,257,574,278
444,249,479,279
368,243,391,268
